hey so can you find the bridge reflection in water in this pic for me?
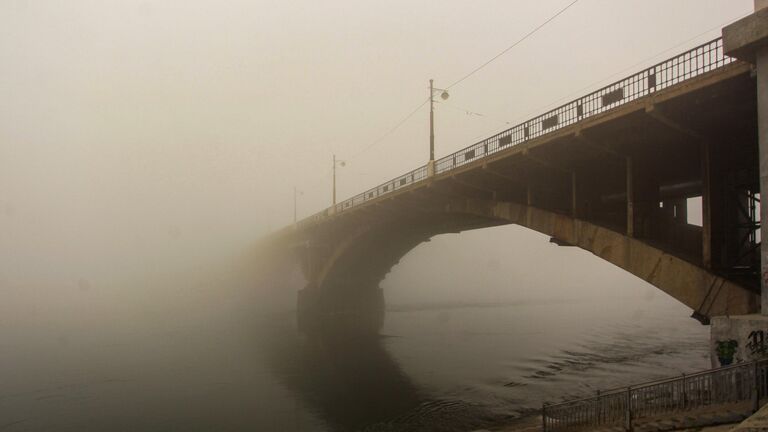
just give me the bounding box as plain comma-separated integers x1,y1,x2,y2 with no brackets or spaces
260,314,504,432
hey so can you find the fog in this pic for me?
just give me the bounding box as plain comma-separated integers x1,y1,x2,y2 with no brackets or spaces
0,1,755,430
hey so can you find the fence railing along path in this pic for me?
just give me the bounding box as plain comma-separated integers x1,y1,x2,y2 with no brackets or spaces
542,359,768,431
297,38,736,229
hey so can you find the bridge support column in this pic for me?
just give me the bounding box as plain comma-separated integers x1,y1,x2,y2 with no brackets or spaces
627,157,634,237
710,3,768,369
571,171,578,218
633,156,661,241
759,47,768,314
724,4,768,313
702,141,713,270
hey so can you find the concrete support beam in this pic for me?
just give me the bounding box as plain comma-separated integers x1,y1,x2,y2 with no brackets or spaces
481,163,525,186
526,185,533,226
407,188,447,206
425,181,470,201
522,148,571,174
645,104,703,140
627,157,634,237
760,47,768,314
450,175,497,198
723,7,768,314
388,194,441,213
574,130,624,160
723,7,768,63
479,163,529,202
454,198,759,319
702,141,713,269
571,171,578,218
526,185,534,207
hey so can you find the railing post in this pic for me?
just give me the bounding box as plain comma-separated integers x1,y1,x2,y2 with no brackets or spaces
682,373,687,410
625,386,633,432
596,390,601,425
753,360,760,413
541,402,547,432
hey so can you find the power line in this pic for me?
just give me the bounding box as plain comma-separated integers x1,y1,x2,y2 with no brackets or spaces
446,0,581,89
462,10,753,143
348,96,430,159
437,101,487,118
346,1,580,160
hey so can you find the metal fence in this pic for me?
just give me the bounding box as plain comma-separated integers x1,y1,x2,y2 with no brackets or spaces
542,359,768,431
297,38,736,229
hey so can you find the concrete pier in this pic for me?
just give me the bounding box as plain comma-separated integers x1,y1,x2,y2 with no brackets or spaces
710,0,768,366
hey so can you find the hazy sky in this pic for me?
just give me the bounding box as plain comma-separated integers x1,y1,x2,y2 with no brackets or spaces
0,0,754,297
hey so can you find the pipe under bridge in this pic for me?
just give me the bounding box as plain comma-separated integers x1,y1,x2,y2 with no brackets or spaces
278,38,762,333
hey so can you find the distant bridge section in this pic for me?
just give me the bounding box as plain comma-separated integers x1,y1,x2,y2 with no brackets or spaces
281,38,761,332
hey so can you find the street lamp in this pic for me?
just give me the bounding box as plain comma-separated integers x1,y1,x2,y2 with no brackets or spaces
429,79,449,170
332,154,346,206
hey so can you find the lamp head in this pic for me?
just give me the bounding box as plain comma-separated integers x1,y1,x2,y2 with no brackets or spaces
440,91,450,100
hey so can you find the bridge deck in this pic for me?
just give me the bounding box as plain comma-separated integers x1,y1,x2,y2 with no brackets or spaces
287,37,760,323
298,38,750,228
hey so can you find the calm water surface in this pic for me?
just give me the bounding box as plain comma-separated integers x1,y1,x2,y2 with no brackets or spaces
0,225,711,432
1,285,708,432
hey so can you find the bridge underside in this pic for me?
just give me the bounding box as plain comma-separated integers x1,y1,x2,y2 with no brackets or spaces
290,62,761,332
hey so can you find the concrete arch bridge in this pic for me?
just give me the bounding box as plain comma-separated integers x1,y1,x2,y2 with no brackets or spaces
277,38,763,333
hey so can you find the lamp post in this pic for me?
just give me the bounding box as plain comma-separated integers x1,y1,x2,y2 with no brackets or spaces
428,79,450,172
332,154,346,206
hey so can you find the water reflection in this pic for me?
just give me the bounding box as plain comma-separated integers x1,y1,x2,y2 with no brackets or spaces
260,315,502,432
261,317,420,431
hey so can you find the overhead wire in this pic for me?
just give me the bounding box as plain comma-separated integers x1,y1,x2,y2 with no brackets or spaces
445,0,581,89
460,10,754,143
296,2,750,218
347,96,430,160
437,101,487,118
293,2,584,219
339,0,581,161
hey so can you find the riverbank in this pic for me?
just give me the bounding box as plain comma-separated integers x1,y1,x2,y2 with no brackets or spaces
489,419,739,432
488,414,742,432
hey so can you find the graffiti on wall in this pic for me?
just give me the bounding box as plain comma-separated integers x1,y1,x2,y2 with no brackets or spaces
747,330,768,356
715,339,738,366
715,331,768,367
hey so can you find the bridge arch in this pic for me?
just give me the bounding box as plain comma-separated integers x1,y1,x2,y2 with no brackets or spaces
283,40,761,333
294,198,757,333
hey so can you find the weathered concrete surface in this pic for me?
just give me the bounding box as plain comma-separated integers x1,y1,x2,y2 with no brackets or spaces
458,199,759,319
723,7,768,63
724,1,768,316
711,315,768,367
291,195,759,333
759,45,768,316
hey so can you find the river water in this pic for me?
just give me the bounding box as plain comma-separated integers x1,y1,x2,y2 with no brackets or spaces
0,227,710,431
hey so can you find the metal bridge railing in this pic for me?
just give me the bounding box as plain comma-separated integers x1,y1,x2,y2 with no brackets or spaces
542,359,768,431
297,38,735,229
